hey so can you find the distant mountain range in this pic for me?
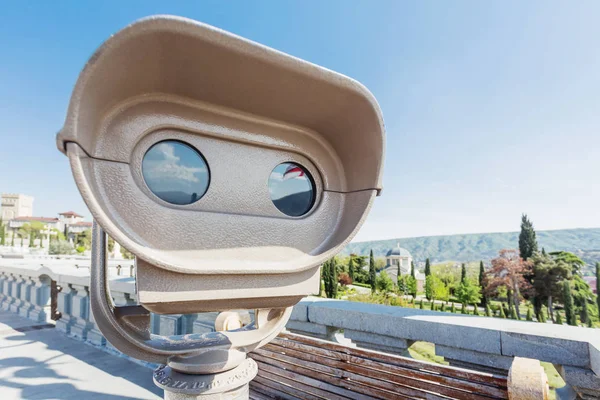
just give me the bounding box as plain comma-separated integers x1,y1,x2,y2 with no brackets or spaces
341,228,600,269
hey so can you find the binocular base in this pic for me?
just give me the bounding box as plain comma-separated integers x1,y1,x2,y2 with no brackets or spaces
154,359,258,400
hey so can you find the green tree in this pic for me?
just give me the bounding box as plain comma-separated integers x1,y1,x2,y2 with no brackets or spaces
556,312,563,325
0,218,5,246
511,307,519,320
407,276,417,298
581,299,590,326
479,261,487,307
499,305,506,318
369,250,376,293
348,256,355,282
10,229,15,247
531,252,571,322
597,263,600,315
430,300,435,310
322,258,338,299
461,303,467,314
419,300,424,309
461,263,467,283
473,304,479,316
425,275,433,300
563,280,577,326
424,258,431,277
526,307,533,321
456,280,481,306
410,261,416,278
441,303,446,312
28,231,34,247
376,271,394,294
549,251,585,275
485,303,492,317
451,303,456,313
518,214,538,260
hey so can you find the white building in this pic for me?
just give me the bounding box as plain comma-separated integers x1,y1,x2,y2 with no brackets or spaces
381,243,425,290
385,243,413,274
1,193,33,221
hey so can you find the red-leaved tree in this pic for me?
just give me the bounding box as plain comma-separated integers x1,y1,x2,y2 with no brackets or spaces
486,249,532,319
338,272,353,287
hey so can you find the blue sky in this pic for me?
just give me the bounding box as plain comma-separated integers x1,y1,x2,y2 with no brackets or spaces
1,2,599,242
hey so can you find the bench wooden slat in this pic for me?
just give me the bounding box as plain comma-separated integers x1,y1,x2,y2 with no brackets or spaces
257,345,505,400
251,378,304,400
252,374,332,400
256,360,382,400
278,332,507,388
265,339,506,399
254,352,444,400
255,369,353,400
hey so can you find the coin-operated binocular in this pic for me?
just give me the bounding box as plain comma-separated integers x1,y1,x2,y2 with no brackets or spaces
58,15,384,399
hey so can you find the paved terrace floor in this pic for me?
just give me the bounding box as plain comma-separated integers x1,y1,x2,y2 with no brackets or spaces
0,310,161,399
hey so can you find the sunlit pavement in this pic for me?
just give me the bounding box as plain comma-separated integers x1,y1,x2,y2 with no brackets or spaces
0,310,161,399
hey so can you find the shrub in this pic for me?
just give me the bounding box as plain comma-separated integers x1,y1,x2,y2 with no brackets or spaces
338,272,352,287
49,240,73,255
75,246,86,254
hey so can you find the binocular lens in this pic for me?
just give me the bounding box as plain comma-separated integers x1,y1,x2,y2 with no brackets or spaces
142,140,210,205
269,163,315,217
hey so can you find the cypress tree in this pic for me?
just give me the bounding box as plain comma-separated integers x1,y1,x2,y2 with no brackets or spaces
419,300,424,309
518,214,538,260
596,263,600,315
563,280,576,326
485,303,492,317
461,263,467,283
0,218,5,246
479,261,487,307
410,261,416,278
348,257,355,281
321,260,330,297
461,303,467,314
511,307,519,320
503,303,510,318
499,306,506,318
451,303,456,313
331,260,338,298
473,304,479,316
424,258,431,277
441,303,446,312
540,307,547,323
29,232,34,247
556,312,563,325
588,318,593,328
526,308,533,321
411,297,416,307
369,250,376,293
581,300,590,326
542,247,547,256
430,300,435,310
11,231,15,247
397,260,401,286
20,234,24,247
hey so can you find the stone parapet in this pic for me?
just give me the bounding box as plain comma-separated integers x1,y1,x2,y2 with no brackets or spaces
1,261,599,398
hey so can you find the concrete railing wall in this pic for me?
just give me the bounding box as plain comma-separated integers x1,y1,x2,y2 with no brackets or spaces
1,261,599,399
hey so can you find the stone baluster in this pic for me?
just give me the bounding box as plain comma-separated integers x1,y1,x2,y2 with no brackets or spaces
17,276,35,319
28,276,51,322
8,275,23,314
0,272,8,305
192,312,220,334
70,284,94,340
55,284,75,334
2,274,16,311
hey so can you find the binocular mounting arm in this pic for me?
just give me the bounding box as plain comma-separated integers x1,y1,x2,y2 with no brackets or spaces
90,222,293,373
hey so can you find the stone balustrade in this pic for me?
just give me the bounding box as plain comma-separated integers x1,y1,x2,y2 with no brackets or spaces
1,260,599,399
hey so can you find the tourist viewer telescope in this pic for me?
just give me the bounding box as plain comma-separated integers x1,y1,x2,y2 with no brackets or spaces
57,15,385,399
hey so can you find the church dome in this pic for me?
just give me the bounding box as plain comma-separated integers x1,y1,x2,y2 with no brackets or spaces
386,243,411,257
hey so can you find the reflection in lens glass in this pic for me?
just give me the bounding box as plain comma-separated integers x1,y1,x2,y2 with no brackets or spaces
142,140,210,205
269,163,315,217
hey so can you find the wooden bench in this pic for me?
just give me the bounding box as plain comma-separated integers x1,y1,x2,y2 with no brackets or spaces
249,332,548,400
